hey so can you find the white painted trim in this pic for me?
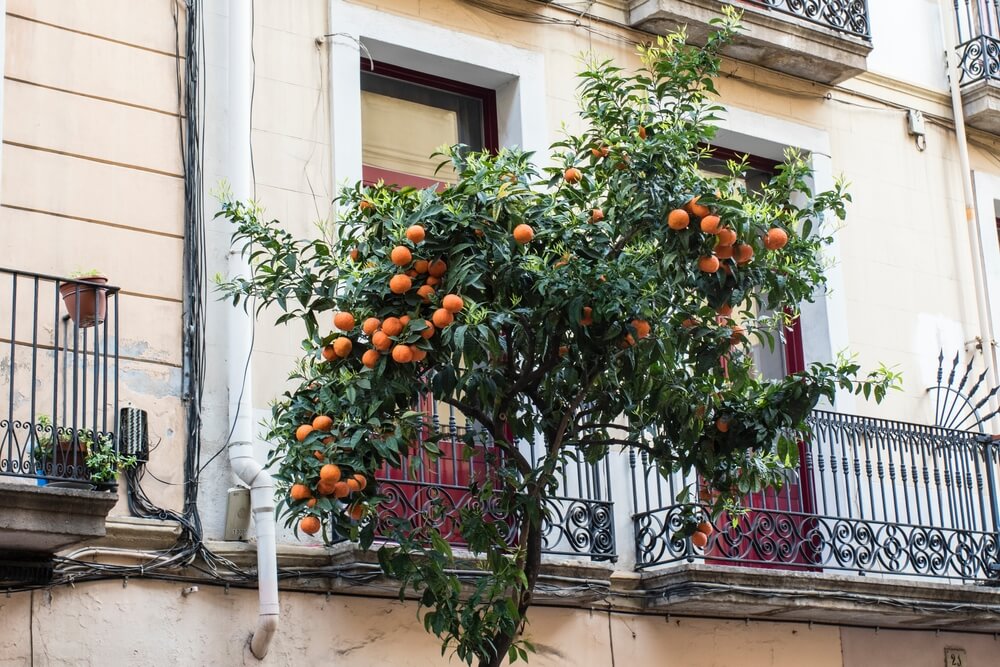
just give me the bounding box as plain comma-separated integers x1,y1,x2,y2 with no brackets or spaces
326,0,547,196
715,106,854,412
973,170,1000,346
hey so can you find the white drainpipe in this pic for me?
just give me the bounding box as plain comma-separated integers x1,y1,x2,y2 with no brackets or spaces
939,0,1000,431
226,0,279,658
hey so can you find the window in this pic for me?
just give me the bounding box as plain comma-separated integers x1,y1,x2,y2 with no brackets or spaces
360,61,499,190
698,147,804,378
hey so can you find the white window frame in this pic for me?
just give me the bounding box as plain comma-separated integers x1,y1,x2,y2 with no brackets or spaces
713,107,851,411
326,0,547,197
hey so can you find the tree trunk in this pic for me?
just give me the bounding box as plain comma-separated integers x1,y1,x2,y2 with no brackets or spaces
478,515,544,667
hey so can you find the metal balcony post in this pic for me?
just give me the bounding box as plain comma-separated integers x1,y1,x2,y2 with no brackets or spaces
980,434,1000,534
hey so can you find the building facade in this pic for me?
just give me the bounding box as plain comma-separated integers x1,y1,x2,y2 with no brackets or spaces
3,0,1000,665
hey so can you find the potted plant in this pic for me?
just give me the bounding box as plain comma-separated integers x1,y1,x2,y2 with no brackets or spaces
31,415,136,489
59,269,109,328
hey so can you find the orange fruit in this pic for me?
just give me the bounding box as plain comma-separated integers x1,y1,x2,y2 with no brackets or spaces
685,196,710,218
348,504,365,521
359,200,374,213
391,344,413,363
559,345,569,357
417,285,435,303
697,521,714,536
716,417,730,433
426,276,441,287
580,306,594,327
406,269,418,278
764,227,788,250
362,349,380,368
432,308,454,328
317,479,337,496
296,424,314,442
391,245,412,266
290,483,312,501
590,209,604,223
513,224,534,244
410,347,427,362
420,320,435,339
372,331,391,351
413,259,429,274
691,530,708,548
321,345,336,361
717,228,737,246
399,315,411,326
333,312,355,331
735,244,754,265
349,248,360,262
637,125,647,139
299,516,321,535
667,209,690,230
389,274,412,294
333,482,350,499
700,215,723,235
622,333,636,347
682,317,698,329
320,464,342,483
406,225,426,243
381,317,403,337
591,144,610,158
715,245,734,260
730,325,746,345
312,415,333,431
362,317,380,336
632,319,651,339
698,256,720,273
333,337,352,358
313,450,325,461
428,259,448,278
345,478,361,493
717,303,733,318
306,498,317,508
442,294,464,313
564,167,582,183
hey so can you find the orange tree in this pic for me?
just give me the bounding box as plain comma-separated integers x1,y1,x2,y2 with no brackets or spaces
218,13,896,667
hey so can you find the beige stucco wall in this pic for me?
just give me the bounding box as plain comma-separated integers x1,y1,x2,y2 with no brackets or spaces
0,580,953,667
0,1,187,512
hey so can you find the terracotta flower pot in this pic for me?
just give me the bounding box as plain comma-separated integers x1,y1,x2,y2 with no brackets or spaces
59,275,108,328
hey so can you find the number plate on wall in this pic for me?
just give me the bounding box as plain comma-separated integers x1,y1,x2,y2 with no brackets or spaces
945,648,968,667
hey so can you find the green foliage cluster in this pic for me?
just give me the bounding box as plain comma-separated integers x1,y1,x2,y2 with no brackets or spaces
218,10,898,666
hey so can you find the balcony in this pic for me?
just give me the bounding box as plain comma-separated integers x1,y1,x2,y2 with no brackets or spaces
368,405,616,562
627,0,872,84
955,1,1000,133
0,267,121,559
632,410,1000,581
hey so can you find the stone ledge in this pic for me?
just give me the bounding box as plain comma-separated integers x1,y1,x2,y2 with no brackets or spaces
636,563,1000,632
0,481,118,554
629,0,871,84
962,79,1000,135
69,516,185,553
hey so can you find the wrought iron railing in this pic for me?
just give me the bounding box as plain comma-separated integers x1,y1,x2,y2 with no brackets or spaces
955,0,1000,84
371,400,616,561
631,410,1000,580
0,268,120,489
741,0,871,39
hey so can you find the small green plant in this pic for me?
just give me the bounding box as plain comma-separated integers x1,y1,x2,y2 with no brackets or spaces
69,268,104,279
32,415,136,483
85,437,137,483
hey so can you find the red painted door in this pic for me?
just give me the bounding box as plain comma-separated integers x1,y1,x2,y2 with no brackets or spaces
705,315,820,569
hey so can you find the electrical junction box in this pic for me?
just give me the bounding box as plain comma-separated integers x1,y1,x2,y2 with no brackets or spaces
907,109,926,137
224,486,251,541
